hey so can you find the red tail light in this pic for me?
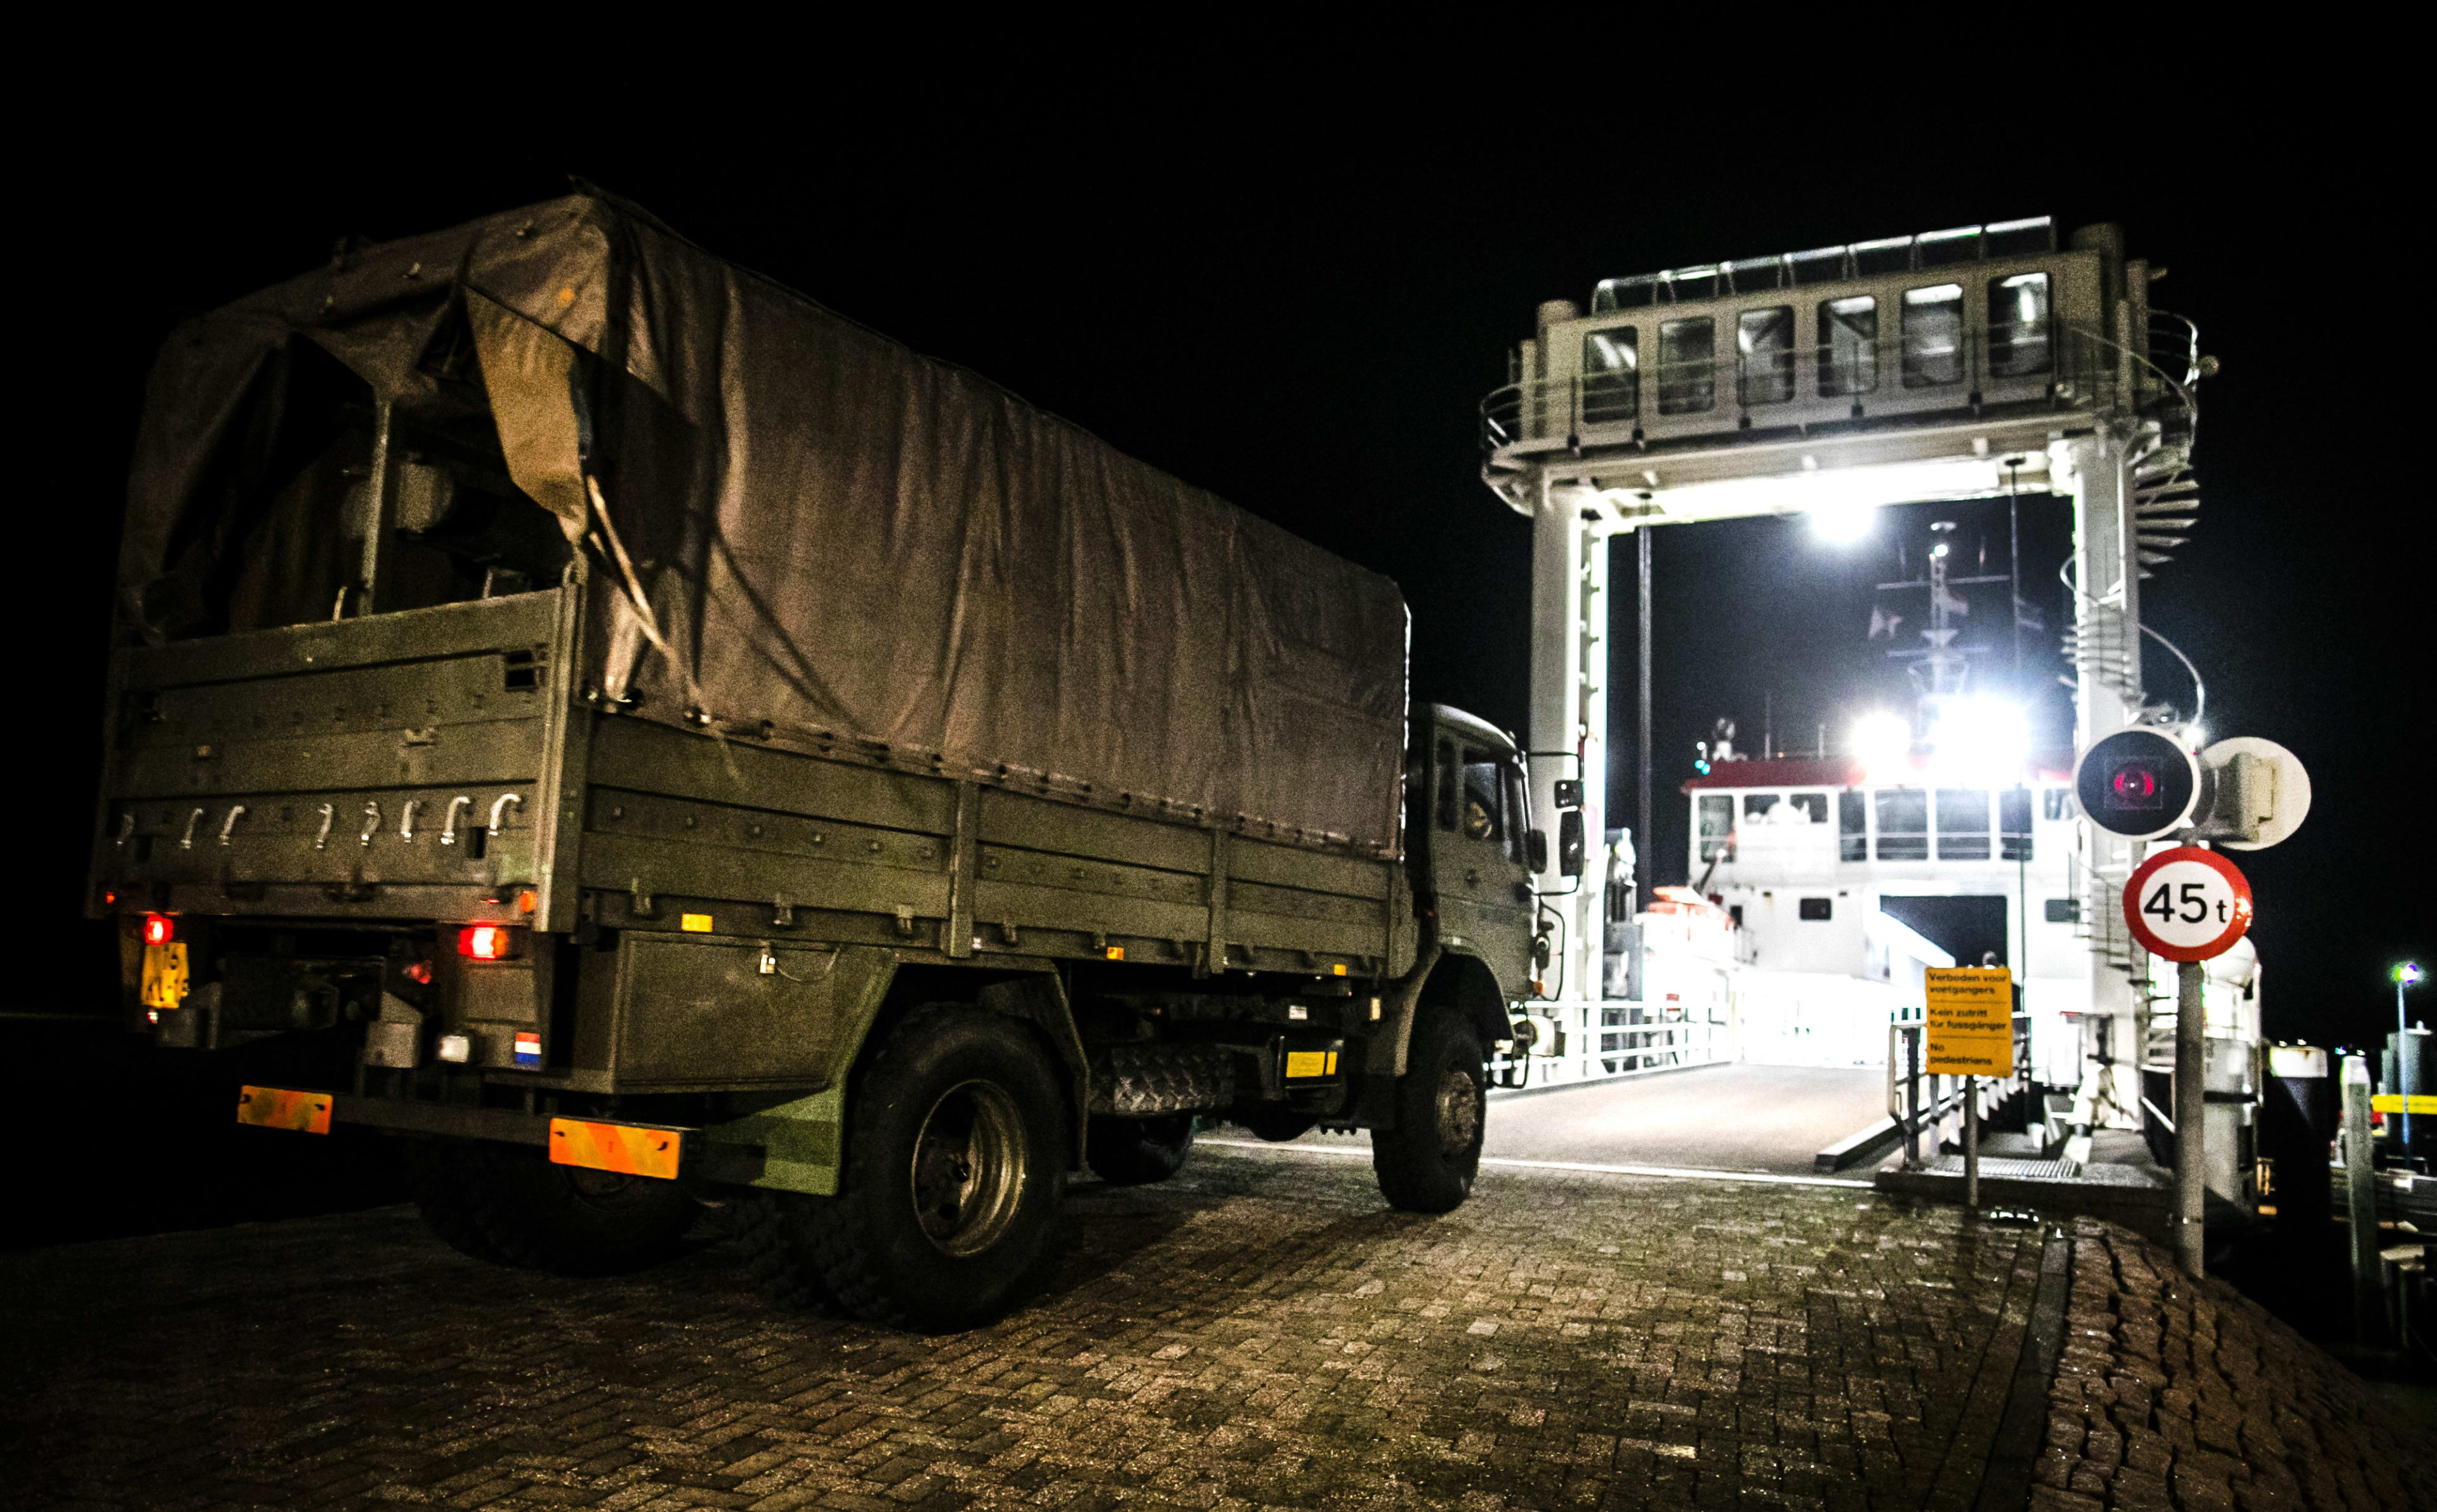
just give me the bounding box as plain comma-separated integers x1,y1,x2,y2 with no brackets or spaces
142,913,175,947
458,924,515,961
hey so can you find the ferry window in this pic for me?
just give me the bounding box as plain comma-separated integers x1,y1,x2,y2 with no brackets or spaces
1875,789,1928,860
1999,788,2033,861
2045,897,2080,923
1658,317,1716,414
1743,793,1780,819
1784,792,1828,824
2042,787,2073,822
1737,306,1795,407
1819,296,1879,397
1436,740,1459,832
1698,794,1735,862
1839,791,1867,861
1581,327,1639,424
1902,286,1965,388
1988,273,2052,377
1936,788,1991,860
1799,897,1833,921
1460,747,1505,844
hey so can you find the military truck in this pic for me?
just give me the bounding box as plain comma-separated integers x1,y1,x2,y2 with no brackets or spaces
92,192,1568,1329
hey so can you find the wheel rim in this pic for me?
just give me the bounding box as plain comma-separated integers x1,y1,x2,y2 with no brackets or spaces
1434,1067,1480,1157
909,1078,1028,1258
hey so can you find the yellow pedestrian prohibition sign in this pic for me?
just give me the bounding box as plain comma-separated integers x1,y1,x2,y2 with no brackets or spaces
1924,967,2014,1077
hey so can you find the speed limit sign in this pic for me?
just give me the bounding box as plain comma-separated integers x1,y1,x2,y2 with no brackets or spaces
2122,846,2254,961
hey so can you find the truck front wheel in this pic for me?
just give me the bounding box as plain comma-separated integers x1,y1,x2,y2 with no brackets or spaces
1370,1005,1487,1213
750,1004,1067,1331
1085,1114,1195,1185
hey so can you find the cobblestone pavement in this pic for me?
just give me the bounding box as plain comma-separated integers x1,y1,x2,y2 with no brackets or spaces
2034,1219,2436,1512
1,1145,2426,1512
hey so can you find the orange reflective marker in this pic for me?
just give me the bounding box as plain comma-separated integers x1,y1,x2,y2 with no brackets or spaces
550,1118,682,1181
237,1086,333,1134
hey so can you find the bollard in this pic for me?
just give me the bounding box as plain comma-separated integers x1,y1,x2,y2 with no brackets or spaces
1908,1026,1925,1166
2343,1054,2382,1342
2174,958,2207,1276
1965,1074,1979,1209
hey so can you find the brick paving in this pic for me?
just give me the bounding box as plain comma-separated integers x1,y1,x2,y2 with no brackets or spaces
2035,1219,2436,1512
0,1145,2425,1511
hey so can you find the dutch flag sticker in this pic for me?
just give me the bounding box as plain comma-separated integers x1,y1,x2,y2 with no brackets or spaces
513,1032,542,1068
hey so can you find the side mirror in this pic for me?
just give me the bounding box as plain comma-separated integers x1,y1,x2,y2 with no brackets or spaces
1558,811,1586,877
1526,828,1550,873
1552,779,1583,810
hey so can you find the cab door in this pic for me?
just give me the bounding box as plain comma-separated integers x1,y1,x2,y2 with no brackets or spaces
1427,728,1535,998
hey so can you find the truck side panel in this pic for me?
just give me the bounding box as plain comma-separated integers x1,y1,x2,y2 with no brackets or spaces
561,716,1410,1092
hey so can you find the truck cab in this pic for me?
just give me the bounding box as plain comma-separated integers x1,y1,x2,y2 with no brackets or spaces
1411,706,1538,1003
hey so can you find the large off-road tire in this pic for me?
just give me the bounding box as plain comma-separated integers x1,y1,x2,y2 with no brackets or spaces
1085,1114,1195,1185
1370,1006,1487,1214
406,1140,700,1276
746,1004,1068,1331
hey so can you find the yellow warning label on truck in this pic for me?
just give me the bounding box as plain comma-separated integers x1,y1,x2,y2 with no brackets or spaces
1924,967,2014,1076
140,942,188,1008
1285,1051,1338,1079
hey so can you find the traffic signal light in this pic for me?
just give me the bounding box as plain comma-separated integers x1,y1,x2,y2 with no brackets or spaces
2074,728,2202,840
2072,729,2312,847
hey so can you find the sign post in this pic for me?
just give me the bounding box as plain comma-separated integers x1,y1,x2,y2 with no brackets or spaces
2123,845,2255,1277
1925,966,2016,1211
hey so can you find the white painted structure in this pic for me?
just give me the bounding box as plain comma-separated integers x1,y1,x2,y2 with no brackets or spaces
1485,217,2228,1127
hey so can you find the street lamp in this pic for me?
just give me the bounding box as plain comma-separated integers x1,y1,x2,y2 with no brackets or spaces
2400,963,2425,1150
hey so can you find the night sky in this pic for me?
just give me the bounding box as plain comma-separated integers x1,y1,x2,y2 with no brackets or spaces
25,104,2426,1053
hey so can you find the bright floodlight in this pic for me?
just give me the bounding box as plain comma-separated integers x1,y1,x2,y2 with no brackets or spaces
1809,499,1875,544
1852,713,1911,779
2402,963,2426,985
1925,696,2030,784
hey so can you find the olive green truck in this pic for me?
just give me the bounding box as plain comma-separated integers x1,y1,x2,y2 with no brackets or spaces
91,192,1564,1329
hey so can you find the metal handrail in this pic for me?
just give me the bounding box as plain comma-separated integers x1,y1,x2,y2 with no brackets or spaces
1887,1013,2034,1165
1483,315,2203,461
1483,327,2107,458
1492,1000,1727,1088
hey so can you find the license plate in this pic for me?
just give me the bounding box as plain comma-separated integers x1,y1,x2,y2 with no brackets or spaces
549,1117,682,1181
236,1086,333,1134
141,943,188,1009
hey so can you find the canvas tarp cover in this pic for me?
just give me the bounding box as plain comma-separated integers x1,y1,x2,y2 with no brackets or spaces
117,194,1410,855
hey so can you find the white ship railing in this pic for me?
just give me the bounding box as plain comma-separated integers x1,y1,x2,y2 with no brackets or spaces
1491,998,1729,1091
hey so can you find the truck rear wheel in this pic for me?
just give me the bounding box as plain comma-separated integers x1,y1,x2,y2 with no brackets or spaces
407,1140,700,1276
749,1004,1067,1331
1085,1114,1194,1185
1370,1005,1486,1214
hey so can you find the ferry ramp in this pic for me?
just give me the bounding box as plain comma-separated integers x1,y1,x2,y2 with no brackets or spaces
1278,1062,1889,1179
1482,1062,1886,1177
